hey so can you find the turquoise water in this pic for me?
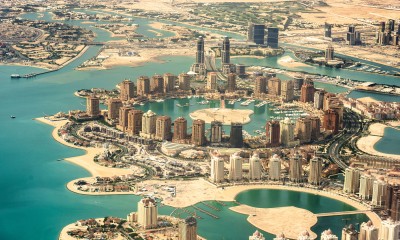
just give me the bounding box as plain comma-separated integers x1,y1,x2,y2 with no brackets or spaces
374,127,400,155
235,189,368,238
0,10,395,240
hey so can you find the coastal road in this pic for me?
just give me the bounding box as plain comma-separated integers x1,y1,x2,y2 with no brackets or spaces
326,109,364,170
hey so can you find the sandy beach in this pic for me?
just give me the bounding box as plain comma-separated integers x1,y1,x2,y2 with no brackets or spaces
35,117,133,177
231,205,318,239
277,55,310,68
36,117,381,236
357,123,400,160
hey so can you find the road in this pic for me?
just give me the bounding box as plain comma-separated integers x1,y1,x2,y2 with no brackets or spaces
326,109,365,170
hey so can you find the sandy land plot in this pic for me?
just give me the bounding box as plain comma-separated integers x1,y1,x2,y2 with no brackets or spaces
189,108,254,125
231,205,318,239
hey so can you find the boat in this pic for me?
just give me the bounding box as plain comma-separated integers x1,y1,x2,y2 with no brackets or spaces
155,99,164,103
10,115,16,119
10,74,21,79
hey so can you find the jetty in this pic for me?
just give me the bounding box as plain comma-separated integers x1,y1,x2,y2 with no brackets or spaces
192,206,219,219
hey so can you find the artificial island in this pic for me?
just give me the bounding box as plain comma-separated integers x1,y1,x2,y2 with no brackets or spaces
1,0,400,240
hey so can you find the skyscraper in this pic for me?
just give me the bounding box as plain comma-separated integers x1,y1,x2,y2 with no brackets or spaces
314,90,325,110
118,106,134,132
178,217,197,240
178,73,191,91
324,23,332,38
137,198,157,229
300,83,315,103
249,152,262,180
359,221,378,240
323,109,340,134
269,154,281,181
128,109,144,136
221,36,230,64
321,229,338,240
86,95,100,117
343,167,360,194
207,72,218,90
210,121,222,144
196,37,204,64
253,24,266,45
359,173,374,200
266,27,279,48
325,44,334,61
141,110,157,138
173,117,187,142
280,117,296,147
265,120,280,146
210,154,224,183
254,76,267,97
230,123,243,148
150,74,164,94
289,152,303,183
250,230,266,240
120,79,135,101
226,73,237,92
380,218,400,240
310,116,321,141
268,77,281,97
296,117,312,144
229,152,243,181
342,224,359,240
281,80,294,102
164,73,176,93
308,156,323,185
155,115,172,141
107,98,122,120
247,22,254,42
191,119,206,146
137,76,150,97
371,177,387,206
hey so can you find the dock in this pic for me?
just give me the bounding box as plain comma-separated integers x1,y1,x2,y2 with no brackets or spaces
215,200,227,206
200,201,221,211
192,206,219,219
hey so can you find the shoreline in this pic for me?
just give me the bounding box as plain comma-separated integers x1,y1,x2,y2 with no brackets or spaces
35,117,133,177
36,116,381,237
357,122,400,160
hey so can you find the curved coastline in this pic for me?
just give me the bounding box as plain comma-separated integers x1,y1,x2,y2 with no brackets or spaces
357,122,400,160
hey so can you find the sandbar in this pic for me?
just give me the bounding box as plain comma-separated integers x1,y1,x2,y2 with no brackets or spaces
277,55,310,68
231,205,318,239
189,108,254,125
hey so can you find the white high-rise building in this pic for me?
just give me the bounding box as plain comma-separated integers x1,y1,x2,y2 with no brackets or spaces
321,229,338,240
140,110,157,138
137,198,158,229
249,230,266,240
280,118,298,147
289,152,303,183
359,221,378,240
229,152,243,181
372,177,387,206
249,152,262,180
359,173,374,200
269,154,281,181
273,233,287,240
298,230,312,240
343,167,360,194
308,156,323,185
210,153,224,183
380,219,400,240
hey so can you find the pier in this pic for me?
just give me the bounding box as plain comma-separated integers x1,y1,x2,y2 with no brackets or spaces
200,201,221,211
192,205,219,219
315,210,371,217
215,200,227,206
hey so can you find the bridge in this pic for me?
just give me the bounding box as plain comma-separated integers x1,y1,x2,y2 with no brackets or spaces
315,210,371,217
